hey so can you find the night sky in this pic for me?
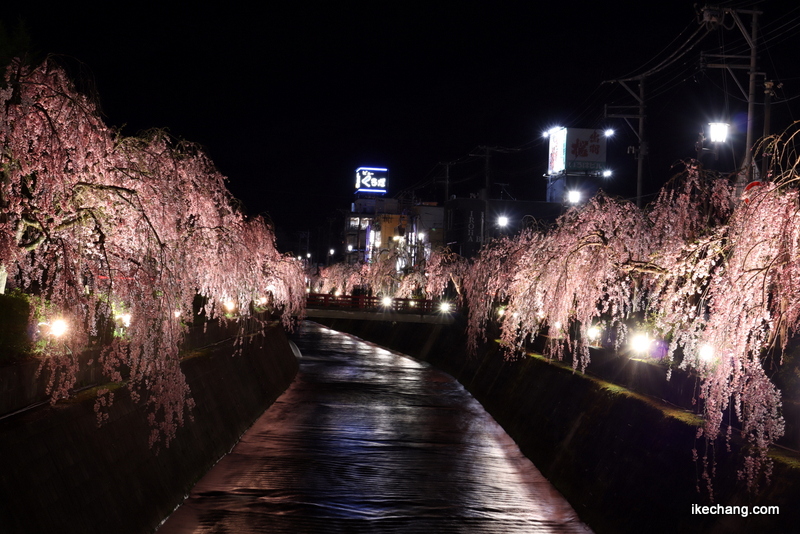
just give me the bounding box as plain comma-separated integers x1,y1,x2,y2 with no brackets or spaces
4,1,800,250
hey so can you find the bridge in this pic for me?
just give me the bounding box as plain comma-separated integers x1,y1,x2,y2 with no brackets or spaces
304,293,456,323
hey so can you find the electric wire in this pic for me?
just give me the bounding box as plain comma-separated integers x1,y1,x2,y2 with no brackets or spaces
405,4,800,205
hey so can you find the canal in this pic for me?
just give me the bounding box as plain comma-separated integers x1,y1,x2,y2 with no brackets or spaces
158,321,591,533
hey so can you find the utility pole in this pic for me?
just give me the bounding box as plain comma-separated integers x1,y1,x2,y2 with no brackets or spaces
468,147,492,247
762,80,778,177
699,5,762,198
604,76,647,207
439,161,451,205
468,146,518,244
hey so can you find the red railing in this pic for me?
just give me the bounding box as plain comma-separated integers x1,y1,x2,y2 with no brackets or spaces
306,293,439,314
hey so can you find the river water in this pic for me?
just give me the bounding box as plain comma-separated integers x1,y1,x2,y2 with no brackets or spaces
158,321,591,533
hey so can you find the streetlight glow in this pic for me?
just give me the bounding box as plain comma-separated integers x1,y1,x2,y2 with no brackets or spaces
604,128,615,137
567,190,581,204
543,126,563,138
498,216,509,227
602,169,613,178
708,122,729,143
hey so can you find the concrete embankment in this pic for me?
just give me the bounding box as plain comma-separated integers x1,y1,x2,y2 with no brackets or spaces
0,323,298,534
310,317,800,534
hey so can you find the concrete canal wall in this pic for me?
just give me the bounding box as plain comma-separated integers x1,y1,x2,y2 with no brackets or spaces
0,323,298,534
311,317,800,534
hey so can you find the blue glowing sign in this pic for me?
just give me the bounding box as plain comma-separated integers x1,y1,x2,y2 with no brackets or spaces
355,167,388,194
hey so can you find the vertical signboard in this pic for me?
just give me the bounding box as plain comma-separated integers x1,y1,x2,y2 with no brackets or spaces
547,127,567,175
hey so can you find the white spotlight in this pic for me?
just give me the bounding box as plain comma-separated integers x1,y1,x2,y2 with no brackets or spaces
708,122,729,143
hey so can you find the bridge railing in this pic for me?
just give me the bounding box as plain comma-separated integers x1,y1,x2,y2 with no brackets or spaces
306,293,438,314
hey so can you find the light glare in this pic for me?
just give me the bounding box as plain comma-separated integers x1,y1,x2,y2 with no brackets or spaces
587,326,601,341
50,319,68,338
708,122,729,143
699,343,715,362
631,333,651,353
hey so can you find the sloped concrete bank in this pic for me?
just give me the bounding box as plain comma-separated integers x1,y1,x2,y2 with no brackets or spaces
0,323,298,534
310,317,800,534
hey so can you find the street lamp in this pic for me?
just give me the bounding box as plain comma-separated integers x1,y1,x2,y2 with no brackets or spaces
696,122,729,163
567,190,582,204
497,216,509,227
708,122,729,143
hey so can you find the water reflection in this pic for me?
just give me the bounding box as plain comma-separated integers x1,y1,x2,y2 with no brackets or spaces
158,321,591,533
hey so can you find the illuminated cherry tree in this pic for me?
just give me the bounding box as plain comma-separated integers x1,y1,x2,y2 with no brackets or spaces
0,58,304,446
460,132,800,494
423,247,468,301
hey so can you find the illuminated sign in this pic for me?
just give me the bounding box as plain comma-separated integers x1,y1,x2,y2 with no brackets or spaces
355,167,388,194
547,128,607,174
547,127,567,175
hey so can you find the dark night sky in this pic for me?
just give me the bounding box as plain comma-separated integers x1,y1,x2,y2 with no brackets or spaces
4,1,800,249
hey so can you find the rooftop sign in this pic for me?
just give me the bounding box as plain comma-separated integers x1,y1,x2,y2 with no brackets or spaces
548,128,607,174
355,167,388,194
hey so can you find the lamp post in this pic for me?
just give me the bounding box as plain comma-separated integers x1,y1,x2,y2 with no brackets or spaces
696,122,729,164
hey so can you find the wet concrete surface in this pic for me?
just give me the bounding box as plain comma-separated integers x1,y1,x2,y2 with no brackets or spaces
158,321,592,533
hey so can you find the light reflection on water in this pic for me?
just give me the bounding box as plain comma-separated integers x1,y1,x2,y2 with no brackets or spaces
158,321,592,533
